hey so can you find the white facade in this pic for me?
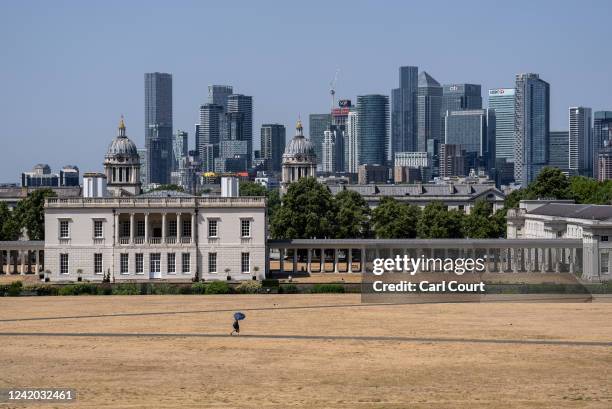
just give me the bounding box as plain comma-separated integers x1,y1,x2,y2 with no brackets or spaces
394,151,430,168
345,111,359,173
83,173,108,198
221,177,239,197
44,196,267,282
322,129,336,173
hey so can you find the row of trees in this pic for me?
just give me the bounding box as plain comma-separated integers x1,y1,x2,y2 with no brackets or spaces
260,178,506,240
0,189,56,241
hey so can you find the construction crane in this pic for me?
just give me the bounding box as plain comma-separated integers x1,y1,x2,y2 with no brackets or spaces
329,68,340,109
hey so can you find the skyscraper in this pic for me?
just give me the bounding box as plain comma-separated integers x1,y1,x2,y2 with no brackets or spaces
488,88,515,164
172,130,188,171
208,85,233,111
260,124,286,173
444,109,494,171
441,84,482,113
345,111,359,173
548,131,569,174
593,111,612,178
417,71,442,154
198,103,224,171
309,114,332,166
322,129,336,173
568,107,592,177
144,72,173,184
357,94,389,166
227,94,253,167
514,73,550,186
391,66,418,156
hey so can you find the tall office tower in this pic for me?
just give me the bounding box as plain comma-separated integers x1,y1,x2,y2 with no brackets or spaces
137,149,147,185
227,94,253,167
345,111,359,173
356,94,389,166
198,103,224,171
488,88,515,165
260,124,286,173
514,73,550,186
391,66,419,156
441,84,482,139
439,144,466,177
172,130,188,171
194,124,200,158
309,113,332,166
330,99,351,172
322,129,336,173
598,144,612,181
417,71,442,154
144,72,173,184
444,109,495,172
548,131,570,174
568,107,593,177
593,111,612,178
217,112,249,172
208,85,233,111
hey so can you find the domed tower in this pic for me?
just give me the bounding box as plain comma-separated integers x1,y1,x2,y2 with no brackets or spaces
281,119,317,193
104,116,142,196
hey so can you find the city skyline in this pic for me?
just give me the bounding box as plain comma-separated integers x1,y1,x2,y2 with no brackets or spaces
1,1,612,180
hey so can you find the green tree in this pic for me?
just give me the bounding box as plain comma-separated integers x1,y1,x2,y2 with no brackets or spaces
463,200,504,238
266,189,281,221
525,167,571,200
270,177,336,239
417,201,464,239
0,202,20,241
334,190,371,238
149,184,185,193
569,176,612,204
239,181,267,197
371,197,420,239
16,188,56,240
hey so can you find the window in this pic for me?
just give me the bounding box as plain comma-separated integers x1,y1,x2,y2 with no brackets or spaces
94,253,103,274
168,220,177,237
208,253,217,273
121,221,130,237
167,253,176,274
135,253,144,274
150,253,161,273
182,219,191,237
94,220,104,238
120,253,129,274
137,220,145,237
59,220,70,239
240,219,251,238
602,236,609,242
60,254,69,274
182,253,191,273
601,253,609,274
208,219,218,237
241,252,250,273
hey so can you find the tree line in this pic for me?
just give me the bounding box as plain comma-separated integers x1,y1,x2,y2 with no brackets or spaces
0,189,56,241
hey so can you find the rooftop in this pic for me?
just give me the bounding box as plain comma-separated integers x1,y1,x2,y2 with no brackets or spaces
528,203,612,221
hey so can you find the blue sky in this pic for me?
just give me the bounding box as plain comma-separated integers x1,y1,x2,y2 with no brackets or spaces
1,0,611,181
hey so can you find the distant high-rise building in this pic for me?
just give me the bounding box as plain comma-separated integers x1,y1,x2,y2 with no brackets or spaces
514,73,550,186
144,72,173,184
138,149,147,185
217,112,249,172
391,66,418,156
322,129,336,173
330,100,351,172
260,124,286,173
568,107,592,177
439,144,466,177
346,111,359,173
488,88,515,165
198,103,224,171
548,131,569,174
172,130,188,171
208,85,233,111
356,94,389,166
593,111,612,178
417,71,442,153
309,114,332,166
441,84,482,139
227,94,253,167
444,109,495,171
598,144,612,181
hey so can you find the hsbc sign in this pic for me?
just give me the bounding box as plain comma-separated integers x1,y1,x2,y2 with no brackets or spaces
489,88,515,96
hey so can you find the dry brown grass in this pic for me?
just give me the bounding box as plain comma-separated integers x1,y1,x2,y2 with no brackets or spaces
0,295,610,408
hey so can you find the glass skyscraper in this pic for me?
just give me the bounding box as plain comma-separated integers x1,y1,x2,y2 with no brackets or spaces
208,85,233,111
391,66,418,156
514,73,550,186
488,88,515,164
548,131,569,174
198,103,224,171
444,109,494,170
309,114,332,166
417,71,442,153
145,72,173,184
357,94,389,166
260,124,286,173
227,94,253,168
593,111,612,178
568,107,592,177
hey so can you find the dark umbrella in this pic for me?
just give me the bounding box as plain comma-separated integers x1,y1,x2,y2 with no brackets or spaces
234,312,246,321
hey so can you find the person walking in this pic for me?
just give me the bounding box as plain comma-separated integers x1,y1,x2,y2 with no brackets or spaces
230,319,240,336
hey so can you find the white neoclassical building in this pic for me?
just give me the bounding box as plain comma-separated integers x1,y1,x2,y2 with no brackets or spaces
281,119,317,193
42,117,266,282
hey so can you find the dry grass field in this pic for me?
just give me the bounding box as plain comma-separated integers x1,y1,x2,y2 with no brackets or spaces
0,294,611,408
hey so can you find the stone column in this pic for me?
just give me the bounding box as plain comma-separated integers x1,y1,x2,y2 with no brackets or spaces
130,213,135,244
176,213,182,241
569,248,576,274
191,213,196,241
35,250,40,274
144,213,149,243
348,249,353,273
20,251,25,275
307,249,312,273
361,247,367,273
280,248,285,274
334,249,339,273
114,212,120,244
161,213,167,243
292,250,297,273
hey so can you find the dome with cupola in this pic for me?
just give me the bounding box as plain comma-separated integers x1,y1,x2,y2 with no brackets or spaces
281,119,317,193
283,119,316,159
104,116,142,196
105,116,140,163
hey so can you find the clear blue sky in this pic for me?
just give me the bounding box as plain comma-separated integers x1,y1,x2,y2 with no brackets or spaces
1,0,611,181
